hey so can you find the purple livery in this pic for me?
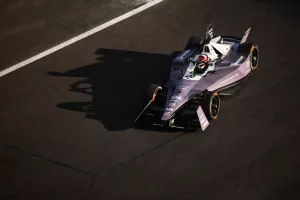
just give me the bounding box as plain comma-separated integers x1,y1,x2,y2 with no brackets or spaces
135,24,259,131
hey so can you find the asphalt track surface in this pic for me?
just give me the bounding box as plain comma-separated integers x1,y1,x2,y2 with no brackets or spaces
1,0,300,199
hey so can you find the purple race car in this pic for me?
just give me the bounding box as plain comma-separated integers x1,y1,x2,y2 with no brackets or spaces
135,24,259,131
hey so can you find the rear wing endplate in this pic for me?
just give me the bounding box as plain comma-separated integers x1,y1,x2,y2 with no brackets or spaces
240,27,251,44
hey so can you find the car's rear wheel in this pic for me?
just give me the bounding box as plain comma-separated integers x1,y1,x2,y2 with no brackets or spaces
146,84,162,103
201,91,220,120
238,43,259,71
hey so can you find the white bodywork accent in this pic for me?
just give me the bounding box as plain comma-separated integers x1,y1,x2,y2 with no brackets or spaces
183,56,216,81
197,106,209,131
240,27,251,44
206,24,214,39
210,42,232,58
204,24,233,58
181,34,234,81
210,36,221,43
201,44,219,61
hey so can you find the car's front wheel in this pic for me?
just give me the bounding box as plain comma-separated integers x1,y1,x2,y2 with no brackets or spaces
201,91,220,120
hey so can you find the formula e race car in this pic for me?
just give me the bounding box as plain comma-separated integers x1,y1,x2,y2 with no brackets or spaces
134,24,259,131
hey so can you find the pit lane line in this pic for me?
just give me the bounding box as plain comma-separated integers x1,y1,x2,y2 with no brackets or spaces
0,0,164,78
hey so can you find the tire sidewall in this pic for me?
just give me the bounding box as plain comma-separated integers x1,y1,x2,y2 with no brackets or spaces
209,92,220,120
250,45,259,71
202,91,220,120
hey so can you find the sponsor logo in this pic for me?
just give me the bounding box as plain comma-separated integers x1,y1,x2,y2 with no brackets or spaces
199,114,205,121
170,99,179,103
172,95,182,100
178,86,189,90
177,88,188,94
166,108,174,111
203,121,209,128
200,118,206,124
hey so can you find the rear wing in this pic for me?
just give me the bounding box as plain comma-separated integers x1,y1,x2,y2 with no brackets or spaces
205,24,251,44
240,27,251,44
205,24,214,40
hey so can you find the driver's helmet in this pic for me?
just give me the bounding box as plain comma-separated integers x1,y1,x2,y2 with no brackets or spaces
197,54,210,70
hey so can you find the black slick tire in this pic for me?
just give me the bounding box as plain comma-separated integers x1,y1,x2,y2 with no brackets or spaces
201,91,220,120
238,43,259,71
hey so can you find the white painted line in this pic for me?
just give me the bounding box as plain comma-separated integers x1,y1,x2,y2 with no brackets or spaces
0,0,164,78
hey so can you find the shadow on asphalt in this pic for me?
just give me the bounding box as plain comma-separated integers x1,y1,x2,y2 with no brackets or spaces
49,48,180,131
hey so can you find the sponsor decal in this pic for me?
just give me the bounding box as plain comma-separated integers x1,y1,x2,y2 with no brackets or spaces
176,91,186,96
170,99,179,103
169,103,176,107
166,108,174,111
172,95,182,100
200,118,206,124
177,88,189,94
178,86,189,90
203,121,209,128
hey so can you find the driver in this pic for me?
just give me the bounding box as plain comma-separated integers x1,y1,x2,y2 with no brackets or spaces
194,54,210,74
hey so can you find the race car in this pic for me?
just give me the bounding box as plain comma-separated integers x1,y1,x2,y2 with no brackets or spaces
134,24,259,131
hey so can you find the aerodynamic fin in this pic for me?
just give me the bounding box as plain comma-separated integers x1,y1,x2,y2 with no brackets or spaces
205,23,214,40
197,106,209,131
240,27,251,44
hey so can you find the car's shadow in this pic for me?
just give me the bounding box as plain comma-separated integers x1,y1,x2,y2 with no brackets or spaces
49,48,180,131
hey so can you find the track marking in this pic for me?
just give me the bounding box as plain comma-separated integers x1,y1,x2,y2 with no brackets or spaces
0,0,164,78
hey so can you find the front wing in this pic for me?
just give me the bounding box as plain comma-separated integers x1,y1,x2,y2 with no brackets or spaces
135,101,210,131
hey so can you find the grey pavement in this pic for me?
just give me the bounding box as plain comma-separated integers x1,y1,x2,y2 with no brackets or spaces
0,0,148,71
